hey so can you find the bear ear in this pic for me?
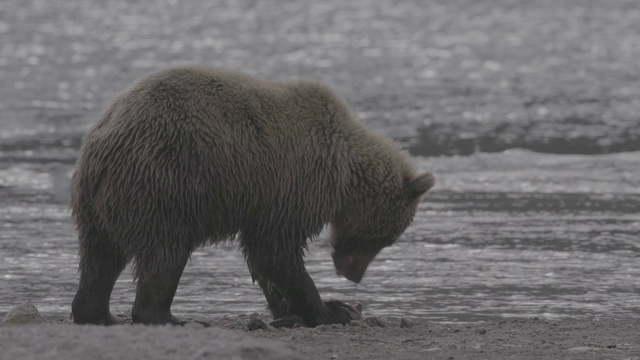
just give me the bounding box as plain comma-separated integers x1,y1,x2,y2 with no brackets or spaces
407,172,435,199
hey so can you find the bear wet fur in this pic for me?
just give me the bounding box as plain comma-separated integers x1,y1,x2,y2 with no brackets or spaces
70,66,435,327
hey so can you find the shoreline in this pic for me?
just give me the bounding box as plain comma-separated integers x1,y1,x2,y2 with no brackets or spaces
2,305,638,360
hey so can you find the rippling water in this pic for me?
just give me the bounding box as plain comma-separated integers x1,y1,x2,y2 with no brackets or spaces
1,0,639,322
1,143,638,321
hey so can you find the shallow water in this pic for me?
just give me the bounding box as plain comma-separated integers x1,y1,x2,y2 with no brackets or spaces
1,0,639,323
1,142,638,322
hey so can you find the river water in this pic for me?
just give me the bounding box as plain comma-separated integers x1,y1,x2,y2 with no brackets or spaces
1,0,639,322
1,132,638,322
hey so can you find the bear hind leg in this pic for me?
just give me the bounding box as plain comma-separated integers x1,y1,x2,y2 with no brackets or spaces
72,230,128,325
130,247,190,325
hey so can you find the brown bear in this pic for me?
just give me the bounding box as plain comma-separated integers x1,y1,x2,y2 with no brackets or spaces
70,66,435,327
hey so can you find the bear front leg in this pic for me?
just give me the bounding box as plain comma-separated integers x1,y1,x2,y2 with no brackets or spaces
245,248,355,328
255,277,289,319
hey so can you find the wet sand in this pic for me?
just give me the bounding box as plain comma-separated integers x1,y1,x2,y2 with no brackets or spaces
2,312,639,360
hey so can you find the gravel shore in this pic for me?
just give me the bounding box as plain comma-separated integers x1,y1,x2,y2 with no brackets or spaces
2,305,639,360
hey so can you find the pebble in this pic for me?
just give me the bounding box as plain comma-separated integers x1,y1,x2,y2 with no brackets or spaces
400,317,413,328
246,314,268,331
364,316,388,327
1,301,45,325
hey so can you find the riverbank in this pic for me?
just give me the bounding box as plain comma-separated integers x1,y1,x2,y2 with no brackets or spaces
1,306,638,360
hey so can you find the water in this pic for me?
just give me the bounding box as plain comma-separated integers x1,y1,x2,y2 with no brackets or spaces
1,141,638,322
1,0,639,322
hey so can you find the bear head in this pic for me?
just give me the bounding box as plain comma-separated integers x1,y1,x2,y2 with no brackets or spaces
330,172,435,283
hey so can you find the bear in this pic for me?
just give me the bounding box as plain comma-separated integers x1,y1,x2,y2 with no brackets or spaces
70,66,435,327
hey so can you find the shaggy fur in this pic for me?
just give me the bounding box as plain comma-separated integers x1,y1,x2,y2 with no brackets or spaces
70,66,434,327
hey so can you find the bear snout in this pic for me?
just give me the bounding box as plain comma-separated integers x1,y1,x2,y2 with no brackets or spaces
332,250,377,284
